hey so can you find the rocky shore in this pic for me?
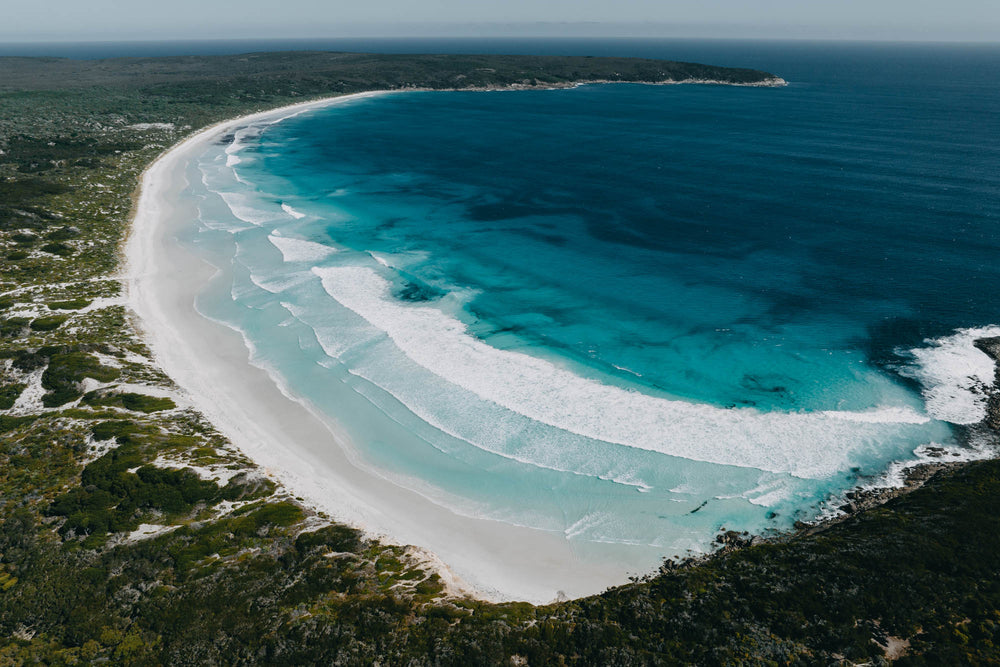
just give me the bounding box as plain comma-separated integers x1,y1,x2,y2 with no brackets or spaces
974,336,1000,430
790,335,1000,538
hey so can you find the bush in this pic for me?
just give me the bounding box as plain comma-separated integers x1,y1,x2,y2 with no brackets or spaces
11,232,37,245
40,242,73,256
231,502,304,536
121,394,175,412
41,352,120,407
48,445,220,538
0,317,30,337
0,384,26,409
47,298,91,310
82,391,176,413
0,177,67,204
0,414,37,433
91,420,139,441
30,315,68,331
219,473,275,502
296,524,363,555
45,226,79,241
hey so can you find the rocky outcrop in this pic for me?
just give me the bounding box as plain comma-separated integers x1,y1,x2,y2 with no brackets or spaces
812,336,1000,530
974,336,1000,431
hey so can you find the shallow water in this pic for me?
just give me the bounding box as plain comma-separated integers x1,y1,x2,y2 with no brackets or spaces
179,41,1000,567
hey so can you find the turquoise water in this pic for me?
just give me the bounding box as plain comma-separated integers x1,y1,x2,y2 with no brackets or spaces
181,42,1000,563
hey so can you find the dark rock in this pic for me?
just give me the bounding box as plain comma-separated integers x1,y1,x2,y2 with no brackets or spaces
973,337,1000,431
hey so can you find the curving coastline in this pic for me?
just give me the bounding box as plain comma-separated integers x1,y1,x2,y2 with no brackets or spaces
5,45,999,662
121,72,787,603
124,80,992,606
125,91,657,604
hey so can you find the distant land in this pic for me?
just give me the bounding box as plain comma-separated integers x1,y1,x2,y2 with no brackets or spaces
0,50,785,91
0,50,997,665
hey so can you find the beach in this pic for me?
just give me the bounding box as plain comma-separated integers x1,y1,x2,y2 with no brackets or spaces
124,76,997,605
124,93,652,604
4,41,997,663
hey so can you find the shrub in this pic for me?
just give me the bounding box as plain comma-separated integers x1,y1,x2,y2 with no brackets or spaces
0,317,30,337
0,414,37,433
41,352,120,407
47,298,91,310
0,348,48,372
121,394,175,413
231,502,304,536
83,390,175,413
0,384,26,409
40,242,73,256
296,524,363,555
48,445,220,538
30,315,69,331
91,420,139,441
45,226,79,241
11,232,37,245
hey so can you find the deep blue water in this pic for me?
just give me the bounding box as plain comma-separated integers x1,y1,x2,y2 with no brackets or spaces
181,41,999,565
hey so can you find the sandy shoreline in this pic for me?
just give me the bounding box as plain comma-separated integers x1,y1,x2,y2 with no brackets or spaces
124,92,651,604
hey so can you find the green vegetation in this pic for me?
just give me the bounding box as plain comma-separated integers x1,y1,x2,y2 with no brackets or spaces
2,458,997,664
29,314,68,331
48,443,219,540
40,241,73,256
37,348,121,407
82,389,176,413
47,297,91,310
0,51,994,665
1,52,780,96
0,383,24,409
0,317,30,338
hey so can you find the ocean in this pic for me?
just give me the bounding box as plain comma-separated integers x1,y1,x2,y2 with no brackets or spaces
175,40,999,567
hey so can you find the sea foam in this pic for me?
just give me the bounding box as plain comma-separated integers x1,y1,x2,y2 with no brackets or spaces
281,203,308,219
900,325,1000,424
268,233,338,263
217,191,276,226
311,265,936,480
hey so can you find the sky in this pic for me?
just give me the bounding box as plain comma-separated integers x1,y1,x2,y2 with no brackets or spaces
2,0,999,42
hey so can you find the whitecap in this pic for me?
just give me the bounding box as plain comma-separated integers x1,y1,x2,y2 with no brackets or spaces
217,191,275,226
899,325,1000,424
310,265,938,480
281,203,308,219
249,271,315,295
268,234,339,263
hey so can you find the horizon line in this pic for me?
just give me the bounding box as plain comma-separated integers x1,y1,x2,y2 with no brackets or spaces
2,34,999,46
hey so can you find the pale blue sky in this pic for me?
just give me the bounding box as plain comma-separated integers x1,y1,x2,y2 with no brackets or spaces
3,0,999,42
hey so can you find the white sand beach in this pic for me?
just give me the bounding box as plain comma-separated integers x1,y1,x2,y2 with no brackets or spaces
124,93,648,604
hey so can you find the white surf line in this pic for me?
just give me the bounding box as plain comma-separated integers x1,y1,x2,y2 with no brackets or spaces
127,79,927,604
901,325,1000,425
311,264,934,481
125,90,662,605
